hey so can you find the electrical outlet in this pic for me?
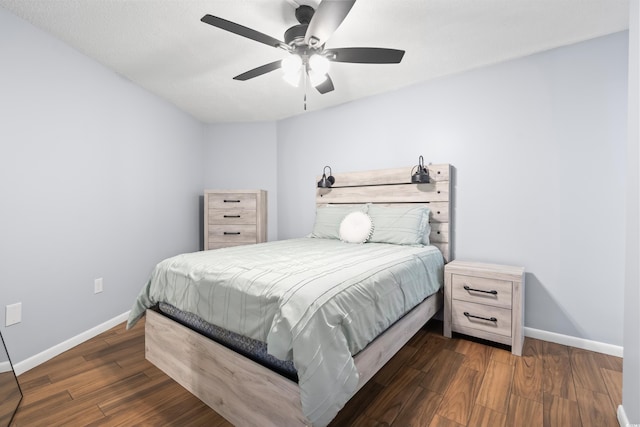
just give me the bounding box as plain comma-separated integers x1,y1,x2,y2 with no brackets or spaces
6,303,21,326
94,278,103,294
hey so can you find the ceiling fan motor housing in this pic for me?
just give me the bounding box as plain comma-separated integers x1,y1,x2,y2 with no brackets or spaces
295,5,315,24
284,24,309,46
285,5,318,47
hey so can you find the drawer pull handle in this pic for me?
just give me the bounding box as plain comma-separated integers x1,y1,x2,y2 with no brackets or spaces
464,312,497,322
224,199,241,203
223,215,241,218
224,232,241,235
463,285,498,295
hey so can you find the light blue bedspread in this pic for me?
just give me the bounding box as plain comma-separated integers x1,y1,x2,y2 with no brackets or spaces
127,238,443,426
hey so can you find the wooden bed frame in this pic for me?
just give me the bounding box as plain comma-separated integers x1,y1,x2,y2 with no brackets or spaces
145,164,451,426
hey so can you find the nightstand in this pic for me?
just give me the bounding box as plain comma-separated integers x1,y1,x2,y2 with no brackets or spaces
443,260,525,356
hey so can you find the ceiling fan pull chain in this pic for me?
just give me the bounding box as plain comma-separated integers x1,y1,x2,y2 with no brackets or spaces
304,68,308,111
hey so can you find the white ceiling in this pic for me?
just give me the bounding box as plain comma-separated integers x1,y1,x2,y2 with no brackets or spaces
0,0,630,123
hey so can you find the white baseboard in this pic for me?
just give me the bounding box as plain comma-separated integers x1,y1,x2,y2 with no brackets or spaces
618,405,630,427
525,327,623,357
13,311,130,376
9,315,623,375
0,361,12,373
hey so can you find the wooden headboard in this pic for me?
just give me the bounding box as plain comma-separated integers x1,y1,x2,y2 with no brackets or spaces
316,164,451,262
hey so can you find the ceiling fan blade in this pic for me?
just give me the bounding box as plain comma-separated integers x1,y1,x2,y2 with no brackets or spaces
315,74,335,94
233,60,283,81
201,14,284,49
304,0,356,47
326,47,405,64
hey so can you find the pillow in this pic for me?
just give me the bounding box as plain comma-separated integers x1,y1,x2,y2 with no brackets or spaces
368,205,431,246
421,210,432,245
339,212,374,244
309,204,369,239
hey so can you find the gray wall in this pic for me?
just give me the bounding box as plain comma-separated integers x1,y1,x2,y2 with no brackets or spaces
624,0,640,421
277,32,628,347
0,8,205,362
203,122,278,241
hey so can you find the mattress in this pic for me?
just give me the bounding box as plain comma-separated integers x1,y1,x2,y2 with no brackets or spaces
128,237,444,426
157,301,298,381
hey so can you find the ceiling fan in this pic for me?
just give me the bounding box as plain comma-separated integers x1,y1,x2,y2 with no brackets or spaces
200,0,405,95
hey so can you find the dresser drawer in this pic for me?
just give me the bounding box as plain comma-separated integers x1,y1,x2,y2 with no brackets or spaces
451,300,512,338
208,224,257,244
451,274,512,309
208,209,257,225
207,193,257,210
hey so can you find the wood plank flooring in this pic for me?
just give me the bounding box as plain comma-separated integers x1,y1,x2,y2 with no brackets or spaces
11,318,622,426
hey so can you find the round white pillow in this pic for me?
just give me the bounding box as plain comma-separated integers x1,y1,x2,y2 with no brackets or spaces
339,211,374,244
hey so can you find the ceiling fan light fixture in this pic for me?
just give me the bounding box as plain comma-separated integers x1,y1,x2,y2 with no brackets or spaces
282,54,303,87
282,54,303,75
308,69,328,86
309,54,330,75
283,69,302,87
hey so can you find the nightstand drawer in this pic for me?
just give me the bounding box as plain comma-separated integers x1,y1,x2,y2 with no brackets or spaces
451,274,513,308
451,300,512,338
208,224,257,243
208,209,257,225
208,193,257,210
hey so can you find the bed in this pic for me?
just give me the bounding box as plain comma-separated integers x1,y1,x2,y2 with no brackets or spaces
127,164,451,427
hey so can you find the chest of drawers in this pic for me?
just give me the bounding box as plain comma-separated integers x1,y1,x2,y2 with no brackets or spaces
443,260,525,355
204,190,267,250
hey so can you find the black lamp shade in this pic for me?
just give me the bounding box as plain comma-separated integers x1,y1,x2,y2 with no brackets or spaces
317,166,335,188
411,156,430,183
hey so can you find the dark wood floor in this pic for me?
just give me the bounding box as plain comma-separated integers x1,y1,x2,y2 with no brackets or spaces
11,317,622,426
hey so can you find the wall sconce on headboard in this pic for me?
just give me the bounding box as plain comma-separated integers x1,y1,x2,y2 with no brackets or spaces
411,156,430,183
317,166,335,188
